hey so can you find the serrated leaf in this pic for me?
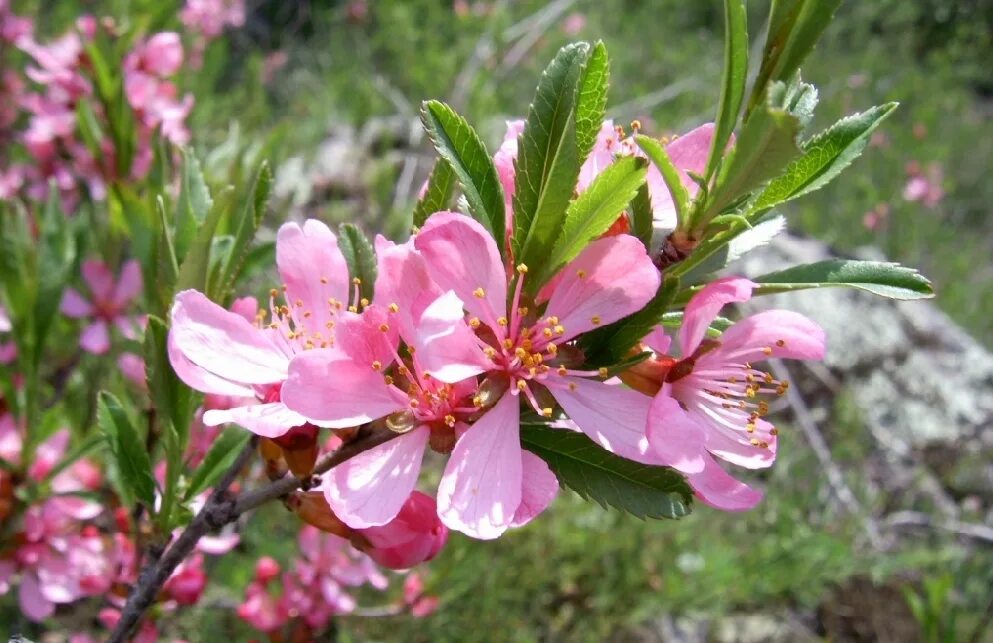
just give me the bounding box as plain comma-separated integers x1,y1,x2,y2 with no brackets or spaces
512,42,590,280
144,315,194,446
176,186,234,293
575,41,609,163
707,0,748,180
412,159,457,228
183,427,251,501
770,75,819,130
338,223,377,302
174,149,214,261
521,424,693,519
635,134,690,226
97,392,156,508
753,259,935,299
747,0,843,119
420,100,505,249
540,156,646,283
753,103,898,212
219,161,272,299
707,95,802,217
629,182,654,251
582,276,680,365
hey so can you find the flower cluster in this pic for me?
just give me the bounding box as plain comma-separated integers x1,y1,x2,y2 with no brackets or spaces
169,120,827,543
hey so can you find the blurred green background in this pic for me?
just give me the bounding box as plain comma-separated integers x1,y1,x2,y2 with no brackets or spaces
15,0,993,640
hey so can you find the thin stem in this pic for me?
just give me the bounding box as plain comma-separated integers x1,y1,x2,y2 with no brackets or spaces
108,426,396,642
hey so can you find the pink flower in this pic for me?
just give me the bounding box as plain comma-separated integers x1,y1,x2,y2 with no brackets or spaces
163,553,207,605
639,277,826,510
902,162,944,208
168,219,350,437
562,12,587,36
403,572,440,617
358,491,448,569
410,213,659,538
61,259,143,354
180,0,246,39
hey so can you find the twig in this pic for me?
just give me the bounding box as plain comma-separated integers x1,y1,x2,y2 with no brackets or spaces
883,510,993,544
768,358,884,549
498,0,575,71
108,427,396,642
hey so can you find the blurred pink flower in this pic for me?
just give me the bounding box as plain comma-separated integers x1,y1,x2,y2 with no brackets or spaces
903,162,944,208
61,259,143,354
862,202,890,231
562,12,587,36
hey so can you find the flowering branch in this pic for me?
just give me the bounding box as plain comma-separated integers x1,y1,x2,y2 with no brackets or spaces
108,425,397,642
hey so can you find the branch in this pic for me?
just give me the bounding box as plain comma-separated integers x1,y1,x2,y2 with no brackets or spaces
108,426,396,642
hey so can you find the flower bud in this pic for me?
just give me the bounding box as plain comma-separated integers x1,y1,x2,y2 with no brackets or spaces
254,556,281,584
259,437,288,481
285,491,352,540
356,491,448,570
164,556,207,606
274,424,319,477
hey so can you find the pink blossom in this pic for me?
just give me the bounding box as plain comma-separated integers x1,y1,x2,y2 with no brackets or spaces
163,553,207,605
902,162,944,208
358,491,448,569
180,0,246,39
60,259,143,354
0,305,14,364
562,12,587,36
403,572,440,617
637,277,826,510
169,219,350,437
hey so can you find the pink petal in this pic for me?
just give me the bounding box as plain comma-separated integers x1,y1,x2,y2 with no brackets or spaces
415,212,507,327
81,260,115,303
167,331,255,397
680,277,755,355
79,320,110,354
202,402,308,438
413,291,489,383
709,309,826,363
197,532,240,555
229,296,259,322
282,349,406,429
665,122,715,196
493,119,525,226
111,259,142,307
697,412,777,469
170,289,289,386
0,559,15,593
646,392,707,474
437,393,522,539
642,327,672,355
48,496,102,521
687,455,763,511
276,219,350,333
374,237,444,340
510,450,559,528
545,235,659,342
577,121,621,192
325,426,428,528
59,288,93,318
549,377,660,464
19,572,55,622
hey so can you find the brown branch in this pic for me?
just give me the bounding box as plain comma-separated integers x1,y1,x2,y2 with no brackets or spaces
108,426,396,642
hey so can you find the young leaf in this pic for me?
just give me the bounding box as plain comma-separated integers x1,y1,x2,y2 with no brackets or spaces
521,424,693,520
412,159,457,228
629,182,654,251
338,223,377,302
97,391,156,508
512,42,590,277
635,134,690,225
219,161,272,299
173,149,214,262
183,427,252,501
420,100,506,248
753,259,935,300
706,0,748,180
540,156,647,283
752,103,898,212
575,41,610,163
176,186,234,294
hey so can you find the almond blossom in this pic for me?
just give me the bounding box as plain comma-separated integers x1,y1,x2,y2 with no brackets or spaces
168,219,351,437
61,259,143,354
626,277,826,510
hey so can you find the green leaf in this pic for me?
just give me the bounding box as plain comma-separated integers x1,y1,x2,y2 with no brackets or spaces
420,100,505,248
582,276,680,365
338,223,377,302
176,186,234,293
75,100,105,157
747,0,843,119
707,0,748,180
574,41,609,163
219,161,272,299
707,93,802,218
97,392,156,508
173,149,214,262
521,424,693,519
753,103,898,212
184,427,251,501
512,42,591,280
629,181,654,251
771,75,819,130
635,134,690,226
540,156,647,283
412,159,458,228
753,259,935,300
144,315,194,447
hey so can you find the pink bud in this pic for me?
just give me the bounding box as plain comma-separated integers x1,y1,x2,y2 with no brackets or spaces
358,492,448,569
255,556,281,584
165,557,207,605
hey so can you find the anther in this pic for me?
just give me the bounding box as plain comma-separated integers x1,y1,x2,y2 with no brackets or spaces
378,323,390,332
590,315,601,325
388,303,400,313
598,367,608,378
473,287,486,298
516,264,528,274
371,360,382,371
541,407,553,418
